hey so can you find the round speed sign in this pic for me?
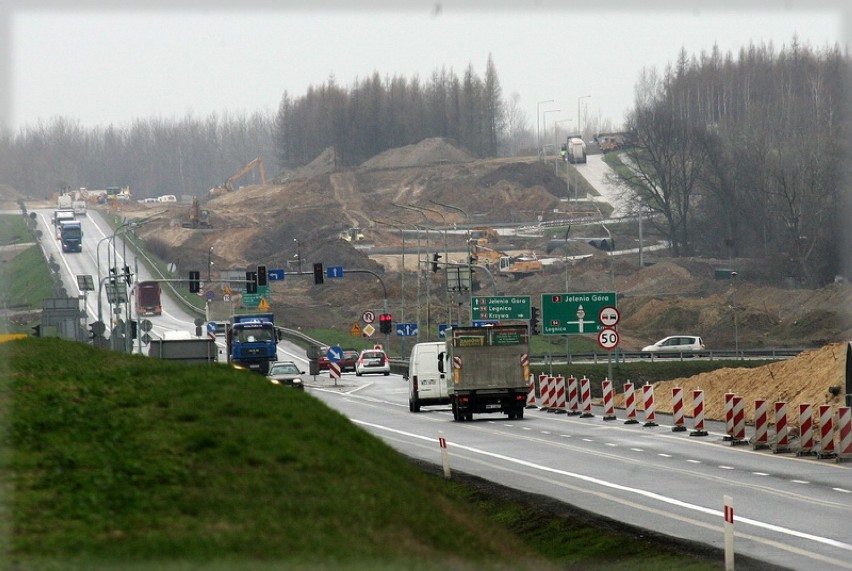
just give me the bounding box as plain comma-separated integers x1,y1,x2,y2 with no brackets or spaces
597,327,619,350
599,306,620,328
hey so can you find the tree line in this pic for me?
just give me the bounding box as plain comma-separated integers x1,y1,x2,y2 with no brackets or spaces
619,39,848,286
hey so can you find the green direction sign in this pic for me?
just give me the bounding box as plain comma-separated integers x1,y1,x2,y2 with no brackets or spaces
471,295,531,321
541,291,616,336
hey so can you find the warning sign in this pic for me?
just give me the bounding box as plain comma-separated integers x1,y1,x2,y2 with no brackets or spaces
349,323,362,337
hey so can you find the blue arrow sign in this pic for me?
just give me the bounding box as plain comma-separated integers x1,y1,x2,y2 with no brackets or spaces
438,323,458,338
326,345,343,362
327,266,344,278
268,269,285,281
396,323,418,337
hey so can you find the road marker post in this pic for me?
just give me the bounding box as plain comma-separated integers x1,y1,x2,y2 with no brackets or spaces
838,406,852,462
671,386,686,432
623,381,638,424
752,399,769,449
601,379,616,421
723,495,735,571
773,401,791,453
580,376,594,418
798,403,816,456
817,404,837,460
724,391,735,441
567,376,580,416
730,395,747,446
438,431,451,479
642,383,657,427
690,389,708,437
553,375,567,414
526,374,538,409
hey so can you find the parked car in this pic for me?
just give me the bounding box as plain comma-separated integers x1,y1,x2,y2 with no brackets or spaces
338,350,359,373
641,335,705,356
355,349,391,376
317,346,331,370
267,361,306,389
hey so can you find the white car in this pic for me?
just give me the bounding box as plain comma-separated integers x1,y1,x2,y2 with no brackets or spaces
641,335,705,356
355,349,390,376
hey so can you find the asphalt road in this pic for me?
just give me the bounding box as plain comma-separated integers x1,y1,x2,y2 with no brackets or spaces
307,371,852,571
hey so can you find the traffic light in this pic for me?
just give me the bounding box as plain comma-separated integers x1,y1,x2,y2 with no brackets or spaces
313,263,324,285
89,322,98,340
246,271,258,294
529,306,540,335
109,267,118,285
189,270,201,293
123,264,133,285
130,320,138,340
379,313,393,334
588,238,615,252
432,252,442,273
257,265,267,287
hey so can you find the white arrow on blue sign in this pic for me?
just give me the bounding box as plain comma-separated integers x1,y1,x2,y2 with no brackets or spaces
395,323,418,337
326,345,344,362
438,324,458,338
327,266,344,278
268,269,285,281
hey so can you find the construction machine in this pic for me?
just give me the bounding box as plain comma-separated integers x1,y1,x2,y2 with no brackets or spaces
182,196,212,228
209,157,267,196
470,243,543,278
339,227,365,242
470,226,499,245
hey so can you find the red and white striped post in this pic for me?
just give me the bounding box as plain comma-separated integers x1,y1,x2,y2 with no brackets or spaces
553,375,567,414
817,404,836,459
642,383,657,427
690,389,708,437
730,395,746,445
601,379,616,421
539,375,551,411
546,376,558,412
623,381,638,424
838,406,852,462
671,386,686,432
773,401,791,453
798,403,815,456
329,361,341,387
567,376,580,416
438,431,451,479
723,495,735,571
724,391,735,441
752,399,769,450
526,374,538,409
580,376,594,418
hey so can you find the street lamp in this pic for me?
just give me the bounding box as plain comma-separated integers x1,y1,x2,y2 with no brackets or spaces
731,271,739,357
542,110,561,156
430,200,471,325
536,99,554,153
577,95,591,137
293,238,302,273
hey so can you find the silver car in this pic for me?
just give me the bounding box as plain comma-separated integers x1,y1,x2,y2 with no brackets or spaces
641,335,705,356
267,361,306,389
355,349,391,376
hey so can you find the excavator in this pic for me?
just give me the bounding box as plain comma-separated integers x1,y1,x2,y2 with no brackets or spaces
209,157,267,197
469,243,543,278
182,196,212,228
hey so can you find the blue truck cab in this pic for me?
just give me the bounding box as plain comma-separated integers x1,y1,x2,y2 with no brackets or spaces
59,220,83,253
229,313,278,374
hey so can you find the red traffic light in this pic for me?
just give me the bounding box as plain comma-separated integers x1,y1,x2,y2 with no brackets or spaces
379,313,393,334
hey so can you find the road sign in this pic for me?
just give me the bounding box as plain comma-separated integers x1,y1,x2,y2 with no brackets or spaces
327,266,344,278
472,320,498,327
326,345,343,362
438,323,458,338
268,268,285,281
362,310,375,324
597,327,619,350
349,323,362,337
541,291,616,335
242,292,261,307
471,295,531,321
206,290,214,302
363,324,375,337
396,323,418,337
599,306,620,327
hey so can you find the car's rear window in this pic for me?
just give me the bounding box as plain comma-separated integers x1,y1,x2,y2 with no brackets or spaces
362,351,384,359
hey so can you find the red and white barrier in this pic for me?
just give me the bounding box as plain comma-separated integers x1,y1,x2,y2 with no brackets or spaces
724,391,735,441
623,381,638,424
773,401,790,453
580,376,594,418
567,376,580,415
553,375,567,414
526,374,538,409
642,383,657,427
539,375,551,411
671,386,686,432
601,379,616,421
752,399,769,449
838,407,852,462
546,376,558,412
798,403,815,456
818,404,836,459
690,389,708,437
730,395,746,445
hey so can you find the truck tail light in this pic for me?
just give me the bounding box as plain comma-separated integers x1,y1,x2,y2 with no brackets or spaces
459,396,470,405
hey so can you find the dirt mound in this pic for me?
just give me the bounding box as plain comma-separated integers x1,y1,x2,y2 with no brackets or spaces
614,342,847,424
478,162,568,198
292,147,339,179
360,137,475,170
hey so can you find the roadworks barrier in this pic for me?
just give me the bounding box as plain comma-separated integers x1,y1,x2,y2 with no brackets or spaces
690,389,708,437
580,377,594,418
817,404,837,459
839,406,852,462
642,383,657,427
567,376,580,415
526,374,538,409
601,379,616,421
553,375,567,414
623,381,639,424
798,403,816,456
751,399,770,450
671,386,687,432
773,401,791,453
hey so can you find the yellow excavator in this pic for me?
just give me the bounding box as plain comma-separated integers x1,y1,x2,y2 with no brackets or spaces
470,243,543,277
182,196,212,228
209,157,267,196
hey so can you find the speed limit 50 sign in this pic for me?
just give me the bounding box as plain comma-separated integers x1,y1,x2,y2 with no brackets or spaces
597,327,619,350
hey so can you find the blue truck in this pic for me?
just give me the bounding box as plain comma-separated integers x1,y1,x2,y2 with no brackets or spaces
228,313,278,374
58,220,83,253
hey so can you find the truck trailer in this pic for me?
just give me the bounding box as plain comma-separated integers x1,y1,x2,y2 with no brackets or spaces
228,313,278,374
442,324,531,421
136,280,163,316
58,220,83,253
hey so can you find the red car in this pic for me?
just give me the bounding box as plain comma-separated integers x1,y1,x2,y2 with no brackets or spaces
338,350,359,373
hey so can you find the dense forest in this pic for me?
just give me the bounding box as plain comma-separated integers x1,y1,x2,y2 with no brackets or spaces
0,41,848,284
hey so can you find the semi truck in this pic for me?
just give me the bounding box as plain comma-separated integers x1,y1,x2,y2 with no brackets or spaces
228,313,278,374
441,324,531,421
148,336,218,365
58,220,83,253
565,137,587,164
136,280,163,316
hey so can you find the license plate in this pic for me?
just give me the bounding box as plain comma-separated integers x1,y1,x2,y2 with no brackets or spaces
486,404,500,410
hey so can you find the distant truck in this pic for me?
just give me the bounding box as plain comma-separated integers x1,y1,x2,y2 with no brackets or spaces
565,137,587,164
58,220,83,253
57,193,73,210
136,280,163,316
53,209,75,227
228,313,278,374
148,336,218,365
72,197,87,216
442,324,530,421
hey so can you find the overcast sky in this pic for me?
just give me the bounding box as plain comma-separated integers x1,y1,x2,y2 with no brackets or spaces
3,2,848,136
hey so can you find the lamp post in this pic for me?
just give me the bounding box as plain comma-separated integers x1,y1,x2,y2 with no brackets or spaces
731,271,739,358
577,95,591,138
207,246,214,282
601,221,615,380
536,99,554,154
394,203,433,340
372,217,407,355
430,200,471,325
294,238,302,274
542,110,561,156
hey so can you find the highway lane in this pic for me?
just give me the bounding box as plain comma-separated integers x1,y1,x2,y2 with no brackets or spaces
307,372,852,571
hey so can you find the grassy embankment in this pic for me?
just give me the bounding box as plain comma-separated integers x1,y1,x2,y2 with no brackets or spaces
0,337,742,571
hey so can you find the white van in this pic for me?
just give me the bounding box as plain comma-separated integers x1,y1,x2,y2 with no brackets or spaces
158,194,177,203
407,341,450,412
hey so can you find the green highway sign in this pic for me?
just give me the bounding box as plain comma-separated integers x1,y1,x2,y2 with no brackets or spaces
541,291,616,335
471,295,531,321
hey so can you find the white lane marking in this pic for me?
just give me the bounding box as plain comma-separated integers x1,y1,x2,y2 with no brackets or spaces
658,453,672,458
791,480,810,485
686,459,701,464
719,465,735,470
353,419,852,558
753,472,770,476
834,488,851,494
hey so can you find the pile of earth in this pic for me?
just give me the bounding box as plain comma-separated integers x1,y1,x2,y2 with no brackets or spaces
359,137,475,170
